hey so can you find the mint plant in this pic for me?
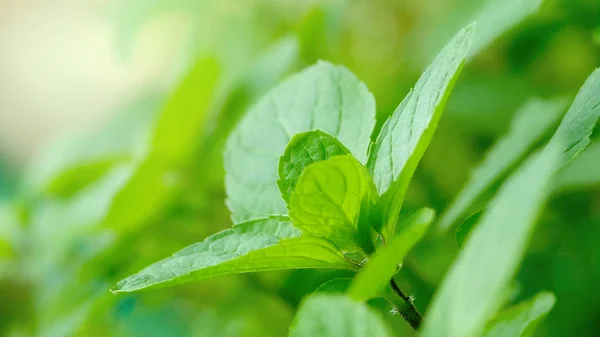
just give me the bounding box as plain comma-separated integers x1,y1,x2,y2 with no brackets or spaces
112,18,600,336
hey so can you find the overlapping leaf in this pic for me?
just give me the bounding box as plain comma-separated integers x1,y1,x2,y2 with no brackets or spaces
278,130,350,203
438,98,566,231
421,145,559,337
289,155,377,254
484,292,556,337
225,61,376,224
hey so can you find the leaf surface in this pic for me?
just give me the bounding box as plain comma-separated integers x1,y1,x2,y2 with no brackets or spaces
421,145,559,337
225,61,376,223
112,217,352,293
367,24,475,240
289,294,392,337
289,155,377,253
548,68,600,168
278,130,350,203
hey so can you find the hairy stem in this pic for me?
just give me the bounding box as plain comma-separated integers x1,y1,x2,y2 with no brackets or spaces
390,278,423,330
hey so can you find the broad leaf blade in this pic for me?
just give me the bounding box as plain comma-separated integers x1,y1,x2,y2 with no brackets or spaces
438,98,566,232
225,61,376,223
368,23,475,240
421,145,559,337
278,130,350,203
484,292,556,337
548,68,600,168
348,208,434,301
289,155,377,253
289,294,392,337
112,217,352,293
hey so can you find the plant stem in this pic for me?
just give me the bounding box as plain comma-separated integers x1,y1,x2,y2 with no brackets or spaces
390,278,423,330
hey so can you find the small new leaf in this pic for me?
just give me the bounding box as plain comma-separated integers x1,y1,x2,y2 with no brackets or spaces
368,23,475,241
289,155,377,254
225,61,376,224
278,130,350,203
112,217,352,293
289,294,393,337
421,145,559,337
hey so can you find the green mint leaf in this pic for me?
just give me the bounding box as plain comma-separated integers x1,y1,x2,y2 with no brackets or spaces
278,130,350,203
289,294,392,337
105,57,221,231
225,61,376,224
289,154,377,254
111,216,352,293
554,140,600,192
484,292,556,337
421,145,559,337
348,208,434,302
438,98,566,232
547,68,600,169
151,57,221,162
367,23,475,240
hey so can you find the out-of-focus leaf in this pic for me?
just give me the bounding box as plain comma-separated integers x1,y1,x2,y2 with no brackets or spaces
468,0,544,58
554,140,600,192
484,292,556,337
112,216,353,293
225,61,376,224
290,155,377,254
22,97,158,198
151,57,220,162
548,68,600,168
289,294,392,337
104,57,220,232
421,145,559,337
348,208,434,302
367,24,474,241
438,98,566,231
277,130,350,203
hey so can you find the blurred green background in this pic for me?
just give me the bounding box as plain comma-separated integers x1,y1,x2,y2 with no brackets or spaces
0,0,599,336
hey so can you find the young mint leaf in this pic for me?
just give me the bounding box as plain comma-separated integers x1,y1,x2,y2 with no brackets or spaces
484,292,556,337
348,208,434,302
438,98,566,232
278,130,350,203
225,61,376,224
420,145,559,337
547,68,600,169
289,155,377,254
289,294,393,337
367,23,475,241
111,216,353,293
554,140,600,193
